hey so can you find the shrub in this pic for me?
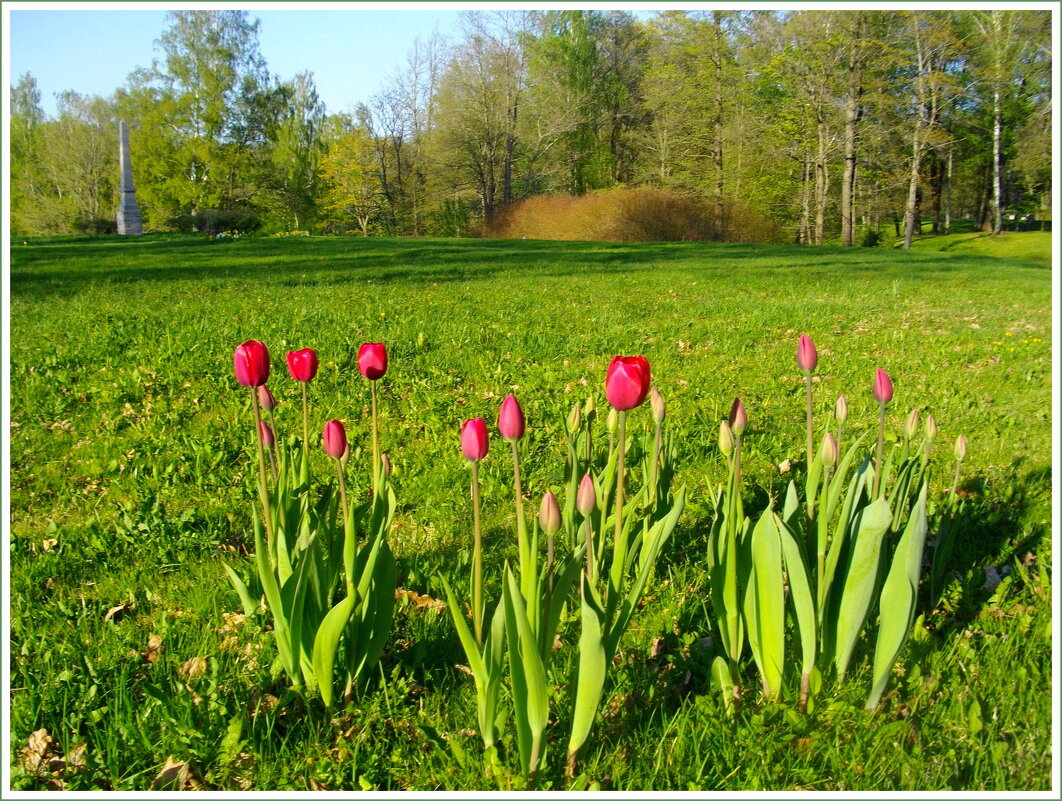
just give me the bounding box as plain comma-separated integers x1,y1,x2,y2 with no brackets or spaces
487,187,781,244
169,209,262,236
72,216,117,235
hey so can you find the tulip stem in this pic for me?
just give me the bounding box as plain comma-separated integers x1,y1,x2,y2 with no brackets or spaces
266,407,279,480
584,515,595,581
608,410,627,603
336,459,349,524
301,383,310,466
511,440,528,579
250,388,275,560
371,381,380,492
472,461,483,648
804,371,815,469
874,403,886,499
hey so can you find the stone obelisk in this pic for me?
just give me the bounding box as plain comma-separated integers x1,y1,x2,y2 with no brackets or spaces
116,120,143,235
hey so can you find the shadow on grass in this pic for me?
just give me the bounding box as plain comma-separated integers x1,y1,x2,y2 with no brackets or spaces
14,234,1043,302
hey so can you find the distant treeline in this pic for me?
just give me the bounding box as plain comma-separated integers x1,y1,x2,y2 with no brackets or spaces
9,9,1052,246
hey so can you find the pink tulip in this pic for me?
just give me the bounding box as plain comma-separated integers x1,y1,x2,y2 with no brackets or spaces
461,418,489,462
797,334,818,372
381,452,392,475
538,492,562,535
729,397,747,436
286,348,318,382
234,340,270,387
358,342,388,381
259,420,275,448
873,368,893,405
498,394,526,441
257,385,276,411
322,419,347,460
577,473,597,517
605,355,651,411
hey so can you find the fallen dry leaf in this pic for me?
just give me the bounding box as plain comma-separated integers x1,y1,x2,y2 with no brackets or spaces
20,729,55,774
104,602,133,623
178,656,208,680
395,588,446,612
143,634,163,663
218,612,245,634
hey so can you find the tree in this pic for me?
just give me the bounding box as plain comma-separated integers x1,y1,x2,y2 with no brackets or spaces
267,71,326,230
9,73,48,235
317,115,383,236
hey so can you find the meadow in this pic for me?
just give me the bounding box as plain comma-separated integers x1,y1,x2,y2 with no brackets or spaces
8,233,1054,791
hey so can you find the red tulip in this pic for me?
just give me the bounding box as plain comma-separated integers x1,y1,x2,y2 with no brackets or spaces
234,340,270,387
873,368,893,405
461,418,489,462
322,419,347,460
729,397,747,436
797,334,818,372
286,348,318,382
498,394,526,441
257,384,276,411
358,342,388,380
605,355,651,411
259,420,275,448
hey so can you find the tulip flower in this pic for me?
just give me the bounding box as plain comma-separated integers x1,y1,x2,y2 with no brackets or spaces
259,420,275,448
650,387,666,424
286,348,318,382
567,401,582,434
323,419,349,521
381,452,392,476
718,421,735,457
578,473,597,578
461,418,489,462
498,394,526,441
820,432,838,468
358,342,388,487
873,369,893,498
605,355,651,411
234,340,270,387
323,419,347,460
797,334,818,373
729,398,747,437
357,342,388,381
925,414,938,442
257,385,276,411
904,408,920,441
539,492,562,536
954,434,968,463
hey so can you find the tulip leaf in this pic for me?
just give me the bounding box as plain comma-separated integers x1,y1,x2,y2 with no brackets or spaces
568,576,608,763
223,563,259,619
502,568,549,778
867,481,928,710
744,509,785,700
311,591,356,709
253,507,294,680
831,497,892,680
779,514,817,678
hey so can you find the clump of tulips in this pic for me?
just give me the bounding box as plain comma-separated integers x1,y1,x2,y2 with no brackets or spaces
227,339,397,709
443,355,685,784
706,334,969,714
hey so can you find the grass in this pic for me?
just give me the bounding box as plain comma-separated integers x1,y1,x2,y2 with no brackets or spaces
8,232,1054,790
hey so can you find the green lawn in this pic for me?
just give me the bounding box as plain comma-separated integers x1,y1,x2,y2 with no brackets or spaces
8,234,1054,790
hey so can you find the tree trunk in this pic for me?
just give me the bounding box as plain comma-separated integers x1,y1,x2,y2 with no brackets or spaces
841,13,864,247
990,88,1003,234
814,116,828,245
903,125,923,250
944,148,953,234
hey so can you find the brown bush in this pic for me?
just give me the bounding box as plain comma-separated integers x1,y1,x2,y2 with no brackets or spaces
487,187,781,244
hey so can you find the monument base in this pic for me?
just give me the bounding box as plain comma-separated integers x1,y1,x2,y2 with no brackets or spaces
117,195,142,236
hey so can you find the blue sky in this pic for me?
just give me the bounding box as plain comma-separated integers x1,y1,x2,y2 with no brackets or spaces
7,6,470,118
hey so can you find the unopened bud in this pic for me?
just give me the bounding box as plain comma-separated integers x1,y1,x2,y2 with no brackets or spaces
820,432,838,467
577,473,596,517
567,401,581,433
538,492,562,535
340,445,351,467
381,452,392,475
904,408,919,440
257,385,276,412
835,395,848,423
259,420,275,448
650,387,666,424
718,421,735,457
924,414,938,442
729,397,747,436
583,395,596,423
954,435,968,462
606,408,618,434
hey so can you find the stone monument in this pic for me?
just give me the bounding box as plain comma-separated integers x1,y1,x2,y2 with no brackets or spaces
116,120,143,235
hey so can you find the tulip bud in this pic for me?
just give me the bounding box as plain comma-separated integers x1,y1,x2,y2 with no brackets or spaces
954,435,968,462
820,432,838,467
583,395,596,422
904,408,919,440
797,333,818,372
498,394,525,441
538,492,562,536
577,473,597,517
718,421,735,456
381,452,392,475
834,395,848,423
924,414,938,442
873,368,893,405
234,340,270,387
322,419,347,460
606,408,619,434
729,397,747,436
357,342,388,381
340,444,351,466
460,418,489,462
650,387,666,424
605,355,652,411
286,348,318,383
567,401,581,433
259,420,275,448
257,384,276,411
